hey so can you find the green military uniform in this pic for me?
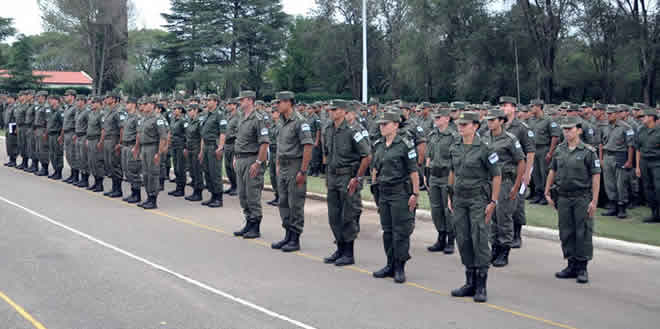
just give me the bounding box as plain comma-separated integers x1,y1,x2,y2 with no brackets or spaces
224,105,240,194
426,109,459,254
24,101,36,170
62,99,78,182
169,109,187,196
200,99,228,206
550,117,600,283
121,106,142,202
157,109,170,190
138,107,169,207
529,102,561,202
102,102,125,197
602,109,635,217
74,100,91,187
3,99,18,166
184,105,204,201
307,110,322,176
274,92,314,243
636,109,660,222
322,100,371,266
504,114,535,234
14,100,27,166
33,99,50,175
46,102,64,178
86,103,106,190
267,114,281,205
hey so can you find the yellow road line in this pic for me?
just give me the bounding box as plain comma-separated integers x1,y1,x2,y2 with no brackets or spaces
0,290,47,329
7,167,580,329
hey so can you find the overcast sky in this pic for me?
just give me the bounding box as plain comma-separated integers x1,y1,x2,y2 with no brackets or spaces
3,0,317,40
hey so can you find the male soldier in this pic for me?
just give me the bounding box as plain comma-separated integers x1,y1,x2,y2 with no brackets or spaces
563,103,599,149
601,105,635,218
168,103,187,197
159,97,174,182
46,95,64,180
267,104,281,206
198,94,227,207
231,91,270,239
100,93,124,198
306,104,322,176
636,108,660,223
580,103,595,123
321,100,371,266
399,103,427,191
0,94,5,132
30,91,49,174
184,104,204,201
133,98,169,209
86,97,106,192
418,102,434,133
3,94,18,167
61,89,79,184
74,95,91,188
500,96,534,249
223,98,240,196
528,99,560,209
33,92,50,176
14,91,28,169
120,98,142,203
23,91,36,172
270,91,314,252
426,108,459,254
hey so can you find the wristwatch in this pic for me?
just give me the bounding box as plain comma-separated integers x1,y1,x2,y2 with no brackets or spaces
490,200,498,206
255,160,263,165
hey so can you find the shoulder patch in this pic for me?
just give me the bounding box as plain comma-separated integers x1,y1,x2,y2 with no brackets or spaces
261,127,269,136
594,159,601,168
157,119,164,126
402,137,414,149
488,152,499,164
220,119,228,125
520,121,530,128
527,130,535,137
301,123,311,132
626,129,634,136
416,126,424,133
353,131,364,143
551,122,558,128
408,149,417,159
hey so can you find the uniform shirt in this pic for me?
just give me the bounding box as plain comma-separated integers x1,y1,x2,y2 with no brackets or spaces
578,118,599,147
483,130,525,177
87,109,104,139
596,119,609,146
138,112,168,145
46,105,64,135
185,116,202,151
636,125,660,159
603,120,635,152
62,104,77,132
323,119,371,171
25,104,36,127
449,135,501,194
505,118,535,155
33,104,48,128
400,118,427,146
75,107,91,136
102,105,123,138
531,114,561,146
224,109,240,145
276,110,314,160
4,103,16,131
427,126,459,171
200,107,227,144
268,119,281,152
169,116,187,149
551,142,601,193
14,103,26,126
121,112,139,143
234,109,269,154
306,112,321,140
372,134,418,185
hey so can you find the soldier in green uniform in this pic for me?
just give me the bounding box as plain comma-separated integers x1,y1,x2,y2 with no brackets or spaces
100,93,124,198
223,99,239,196
33,92,50,176
545,116,600,284
601,106,635,218
46,95,64,180
14,92,28,169
425,108,459,254
231,91,270,239
199,94,227,208
564,103,600,149
636,108,660,223
528,99,560,209
483,109,525,267
448,111,501,303
371,110,420,284
61,89,79,184
270,91,314,252
267,105,281,206
23,92,36,172
86,97,106,192
74,96,91,188
167,103,187,197
306,104,322,176
3,94,18,167
120,98,142,203
134,98,169,209
321,100,371,266
184,104,204,202
155,103,170,191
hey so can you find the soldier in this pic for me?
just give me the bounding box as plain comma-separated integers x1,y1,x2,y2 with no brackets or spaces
223,98,239,196
120,98,142,203
167,103,187,197
545,116,600,284
321,100,371,266
636,108,660,223
86,97,106,192
306,104,322,176
483,109,525,267
267,104,281,206
198,94,227,208
3,94,18,167
398,103,427,194
46,95,64,180
100,93,124,198
61,89,79,184
425,108,459,254
154,103,170,191
23,92,36,173
371,110,420,284
448,111,501,303
184,103,204,202
14,92,27,169
132,98,168,209
33,92,50,176
269,91,313,252
528,99,560,208
564,103,600,149
74,95,91,188
601,106,635,218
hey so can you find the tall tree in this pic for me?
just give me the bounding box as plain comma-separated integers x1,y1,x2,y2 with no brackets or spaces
1,35,42,92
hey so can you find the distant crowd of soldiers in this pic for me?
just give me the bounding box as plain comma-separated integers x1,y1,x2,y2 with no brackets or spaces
2,89,659,303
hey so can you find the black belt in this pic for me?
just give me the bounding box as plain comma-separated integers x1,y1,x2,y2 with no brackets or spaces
378,182,408,194
235,152,257,159
431,167,449,178
63,129,74,133
141,142,158,146
279,157,301,166
604,150,623,156
87,136,100,140
329,165,357,176
558,189,590,197
76,132,86,137
122,141,136,146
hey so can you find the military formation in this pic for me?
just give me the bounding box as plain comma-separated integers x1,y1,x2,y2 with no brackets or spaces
2,89,660,303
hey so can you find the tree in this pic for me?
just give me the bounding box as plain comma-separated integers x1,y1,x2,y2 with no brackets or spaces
1,35,42,92
0,16,16,42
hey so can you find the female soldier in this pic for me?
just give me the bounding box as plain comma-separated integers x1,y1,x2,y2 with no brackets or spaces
371,110,420,284
448,111,501,303
168,104,187,197
483,109,525,267
545,116,600,284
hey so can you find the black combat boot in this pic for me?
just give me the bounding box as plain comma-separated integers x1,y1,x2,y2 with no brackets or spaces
576,261,589,284
491,244,500,264
452,268,476,297
234,221,251,237
5,157,17,167
87,176,98,190
16,158,26,170
142,195,158,210
512,224,522,248
267,195,279,206
78,173,89,188
601,203,618,216
243,221,261,239
334,241,355,266
169,184,185,197
473,268,488,303
36,162,48,176
444,233,455,254
93,177,104,192
427,232,446,252
281,231,300,252
185,189,203,201
64,170,75,183
109,179,123,198
531,194,544,204
201,194,214,206
393,260,406,283
51,169,62,180
373,257,394,278
493,246,510,267
127,189,142,204
643,208,660,223
323,242,343,263
272,230,292,249
70,170,79,185
617,202,627,219
159,178,165,191
207,194,223,208
555,260,578,279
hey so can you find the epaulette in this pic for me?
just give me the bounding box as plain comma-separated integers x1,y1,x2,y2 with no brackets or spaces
504,131,517,141
294,111,305,121
403,137,414,149
520,121,530,129
583,143,596,152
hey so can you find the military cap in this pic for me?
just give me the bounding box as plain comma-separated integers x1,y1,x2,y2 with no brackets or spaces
275,91,295,101
560,116,581,129
190,96,201,102
376,111,401,124
546,107,559,116
75,95,87,101
498,96,517,105
104,91,118,99
126,97,137,104
64,89,77,96
237,90,257,100
37,90,49,97
227,98,239,105
485,109,507,120
420,102,432,108
175,94,184,101
433,109,451,118
399,102,412,110
593,103,606,111
642,108,658,118
255,100,266,106
567,104,579,111
188,103,200,111
632,102,647,110
368,97,379,106
530,99,544,106
144,96,158,104
47,94,59,100
90,96,102,103
519,105,531,112
606,105,618,113
450,101,466,111
580,102,592,108
331,99,351,110
207,94,220,101
456,111,481,124
559,101,572,109
172,103,185,109
618,104,631,112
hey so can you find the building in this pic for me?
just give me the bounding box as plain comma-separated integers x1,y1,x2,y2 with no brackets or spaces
0,70,93,90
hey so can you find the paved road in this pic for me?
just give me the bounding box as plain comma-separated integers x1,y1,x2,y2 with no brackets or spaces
1,140,659,329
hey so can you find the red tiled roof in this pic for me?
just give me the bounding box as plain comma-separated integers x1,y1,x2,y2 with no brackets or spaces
0,70,93,85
